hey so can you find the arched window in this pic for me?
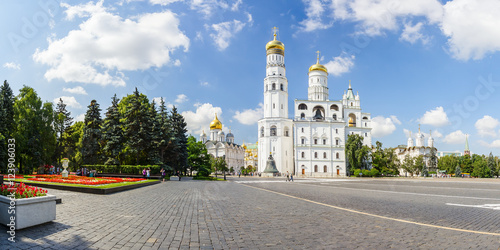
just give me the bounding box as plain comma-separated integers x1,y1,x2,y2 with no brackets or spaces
284,127,289,137
336,152,340,159
336,139,339,146
300,113,305,119
323,139,326,145
272,83,276,90
336,129,338,134
270,126,277,136
324,165,327,172
301,152,305,158
314,139,318,144
332,114,337,120
280,84,284,91
314,165,318,172
301,138,305,144
314,152,318,158
298,103,308,110
312,106,325,120
330,104,339,111
301,128,304,133
350,102,353,106
323,152,327,159
260,127,264,137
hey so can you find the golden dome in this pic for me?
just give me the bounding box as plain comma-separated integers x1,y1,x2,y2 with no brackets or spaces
266,33,284,51
209,113,222,130
309,51,328,74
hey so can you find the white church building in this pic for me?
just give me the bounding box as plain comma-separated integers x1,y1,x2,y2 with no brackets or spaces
258,29,372,177
394,126,436,175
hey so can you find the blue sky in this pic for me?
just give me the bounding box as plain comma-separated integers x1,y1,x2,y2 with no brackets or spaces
1,0,500,155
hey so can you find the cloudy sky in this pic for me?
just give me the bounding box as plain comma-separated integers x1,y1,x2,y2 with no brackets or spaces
1,0,500,155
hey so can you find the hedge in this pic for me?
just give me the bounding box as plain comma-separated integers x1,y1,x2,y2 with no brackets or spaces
81,165,172,175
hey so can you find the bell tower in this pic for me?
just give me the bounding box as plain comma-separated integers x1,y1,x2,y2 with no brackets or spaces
258,27,294,175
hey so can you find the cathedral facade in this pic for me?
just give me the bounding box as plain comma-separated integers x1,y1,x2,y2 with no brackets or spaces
200,114,245,173
395,127,436,175
258,30,372,177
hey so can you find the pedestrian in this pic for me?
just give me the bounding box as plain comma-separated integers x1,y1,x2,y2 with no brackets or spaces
290,173,293,182
142,168,146,178
238,172,241,178
160,168,166,182
177,171,181,181
286,171,290,182
146,168,150,178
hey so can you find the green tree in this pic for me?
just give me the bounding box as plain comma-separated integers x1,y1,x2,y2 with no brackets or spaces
401,155,414,177
461,154,473,173
169,106,188,173
13,86,56,173
487,152,496,178
438,155,459,174
345,134,370,175
210,155,227,179
414,155,425,176
123,88,152,164
81,100,103,165
63,121,84,171
54,98,73,164
102,94,124,165
428,148,438,172
0,80,15,173
187,136,210,176
371,141,384,172
157,97,174,165
148,100,161,164
472,156,489,178
455,164,461,177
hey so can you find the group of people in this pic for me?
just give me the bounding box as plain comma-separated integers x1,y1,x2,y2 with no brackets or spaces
142,168,168,182
285,171,294,182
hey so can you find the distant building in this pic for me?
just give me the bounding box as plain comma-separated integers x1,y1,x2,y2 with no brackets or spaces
395,126,436,175
464,134,470,156
200,114,245,173
437,151,463,158
243,142,258,171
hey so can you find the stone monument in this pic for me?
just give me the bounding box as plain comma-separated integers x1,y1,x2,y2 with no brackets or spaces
62,158,69,177
262,153,279,177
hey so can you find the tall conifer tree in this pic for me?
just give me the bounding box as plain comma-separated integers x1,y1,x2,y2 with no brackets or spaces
102,94,123,165
81,100,103,165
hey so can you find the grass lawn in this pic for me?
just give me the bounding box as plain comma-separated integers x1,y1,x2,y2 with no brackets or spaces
192,176,226,181
12,178,159,189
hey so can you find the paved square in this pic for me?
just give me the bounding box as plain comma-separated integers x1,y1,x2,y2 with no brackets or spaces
2,177,500,249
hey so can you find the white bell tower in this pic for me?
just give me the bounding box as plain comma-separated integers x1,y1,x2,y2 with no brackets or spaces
258,27,294,174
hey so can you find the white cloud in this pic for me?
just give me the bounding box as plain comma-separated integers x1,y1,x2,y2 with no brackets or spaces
75,113,85,122
189,0,231,17
390,115,401,125
324,53,355,76
182,103,222,134
54,96,82,109
3,62,20,70
233,103,263,125
149,0,182,6
63,86,88,95
479,139,500,148
33,2,189,86
443,130,466,144
329,0,443,36
400,21,430,45
209,19,246,51
231,0,242,11
475,115,500,137
432,129,443,138
371,115,398,138
299,0,333,32
173,59,181,66
441,0,500,60
175,94,188,103
403,128,411,138
152,97,173,108
200,81,209,86
418,106,450,127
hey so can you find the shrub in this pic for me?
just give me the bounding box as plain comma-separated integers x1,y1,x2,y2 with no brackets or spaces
370,168,380,177
362,169,371,177
197,166,211,177
353,169,362,177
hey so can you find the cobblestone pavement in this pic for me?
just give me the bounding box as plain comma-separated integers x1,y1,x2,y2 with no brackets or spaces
2,177,500,249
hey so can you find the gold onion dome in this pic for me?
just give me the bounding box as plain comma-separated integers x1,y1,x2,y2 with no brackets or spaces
266,33,284,51
242,143,247,149
309,51,328,74
209,113,222,130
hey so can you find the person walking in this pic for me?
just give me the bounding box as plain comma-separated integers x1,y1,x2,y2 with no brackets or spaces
286,171,290,182
290,173,294,182
160,168,166,182
142,168,146,178
146,168,150,178
177,171,181,181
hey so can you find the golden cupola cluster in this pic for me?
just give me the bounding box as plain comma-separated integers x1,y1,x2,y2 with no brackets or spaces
209,113,222,130
309,51,328,74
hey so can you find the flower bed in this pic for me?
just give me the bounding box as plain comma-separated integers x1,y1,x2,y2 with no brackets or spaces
21,175,146,185
1,183,48,199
